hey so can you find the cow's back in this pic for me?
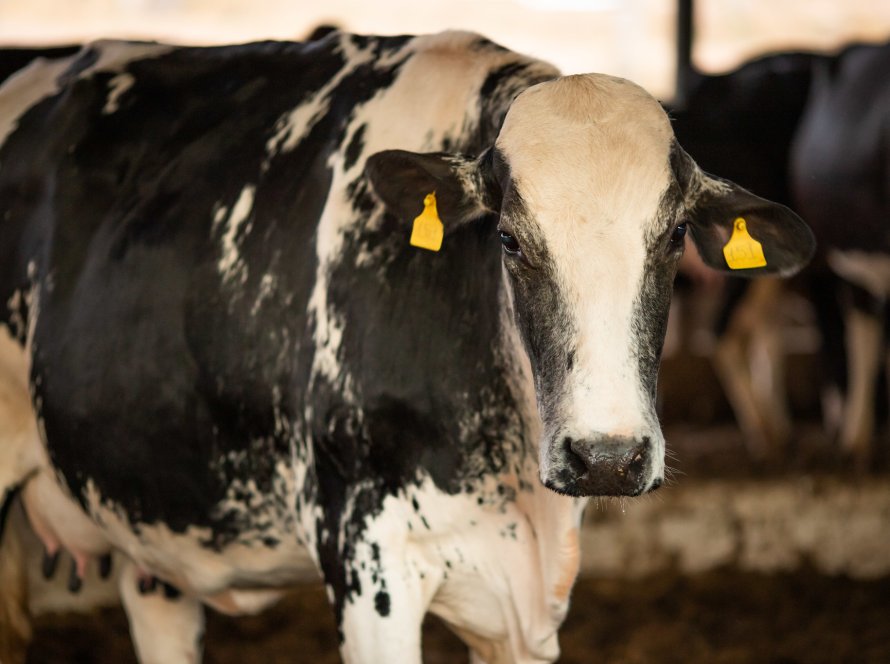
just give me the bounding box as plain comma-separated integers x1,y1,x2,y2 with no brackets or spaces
791,41,890,252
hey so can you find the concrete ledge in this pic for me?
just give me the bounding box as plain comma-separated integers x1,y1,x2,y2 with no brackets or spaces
580,476,890,579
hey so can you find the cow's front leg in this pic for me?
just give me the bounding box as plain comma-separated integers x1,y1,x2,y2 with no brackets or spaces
334,538,440,664
119,560,205,664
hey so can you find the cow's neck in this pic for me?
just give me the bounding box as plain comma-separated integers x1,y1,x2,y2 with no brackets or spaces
496,261,588,620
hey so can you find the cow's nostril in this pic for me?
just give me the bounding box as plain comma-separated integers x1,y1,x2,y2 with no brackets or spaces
561,436,588,478
623,443,648,484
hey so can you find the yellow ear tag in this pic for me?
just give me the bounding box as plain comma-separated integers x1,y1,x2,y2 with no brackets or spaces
722,217,767,269
409,192,444,252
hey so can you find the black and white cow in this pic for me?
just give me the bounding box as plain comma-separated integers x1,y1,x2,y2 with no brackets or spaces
791,40,890,467
0,31,812,662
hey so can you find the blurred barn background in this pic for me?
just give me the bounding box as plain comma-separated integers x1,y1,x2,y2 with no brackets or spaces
2,0,890,662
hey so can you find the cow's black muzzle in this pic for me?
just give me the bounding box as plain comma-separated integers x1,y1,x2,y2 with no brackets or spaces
548,435,658,497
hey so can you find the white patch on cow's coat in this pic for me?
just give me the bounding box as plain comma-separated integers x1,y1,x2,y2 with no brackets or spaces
828,249,890,298
103,73,135,114
496,74,671,486
0,41,173,153
85,41,174,80
251,273,277,316
214,184,255,286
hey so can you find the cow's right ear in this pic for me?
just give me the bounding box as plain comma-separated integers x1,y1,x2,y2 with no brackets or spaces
365,149,499,231
671,143,816,277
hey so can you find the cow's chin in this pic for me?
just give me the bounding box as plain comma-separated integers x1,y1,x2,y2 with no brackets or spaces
539,433,664,498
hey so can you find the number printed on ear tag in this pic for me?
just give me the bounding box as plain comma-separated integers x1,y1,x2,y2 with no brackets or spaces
723,217,767,269
410,192,444,252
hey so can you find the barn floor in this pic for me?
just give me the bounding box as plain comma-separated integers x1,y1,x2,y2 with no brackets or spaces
26,568,890,664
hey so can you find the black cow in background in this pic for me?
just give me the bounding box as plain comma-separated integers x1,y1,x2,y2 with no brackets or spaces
791,40,890,467
668,49,834,459
670,34,890,467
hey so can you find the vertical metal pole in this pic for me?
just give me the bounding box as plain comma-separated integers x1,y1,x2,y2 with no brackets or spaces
675,0,694,109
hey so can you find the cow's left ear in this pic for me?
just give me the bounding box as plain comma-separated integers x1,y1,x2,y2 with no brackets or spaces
365,149,499,231
673,145,816,277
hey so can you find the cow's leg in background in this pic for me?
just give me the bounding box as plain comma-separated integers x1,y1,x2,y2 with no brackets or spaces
119,560,205,664
839,283,885,469
713,278,791,460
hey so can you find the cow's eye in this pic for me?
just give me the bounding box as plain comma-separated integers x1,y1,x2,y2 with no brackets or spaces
499,230,522,255
670,223,687,247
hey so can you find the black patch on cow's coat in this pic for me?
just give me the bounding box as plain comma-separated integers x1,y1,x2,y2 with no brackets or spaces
374,591,391,617
632,267,675,401
343,123,367,171
496,192,575,426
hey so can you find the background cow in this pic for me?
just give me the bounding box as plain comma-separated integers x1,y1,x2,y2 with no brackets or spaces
669,49,826,458
0,31,811,663
669,39,890,467
790,40,890,467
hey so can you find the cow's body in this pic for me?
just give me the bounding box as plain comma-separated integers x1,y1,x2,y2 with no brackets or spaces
791,41,890,464
0,32,811,663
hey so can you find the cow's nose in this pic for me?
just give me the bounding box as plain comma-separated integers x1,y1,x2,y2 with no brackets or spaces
568,436,653,496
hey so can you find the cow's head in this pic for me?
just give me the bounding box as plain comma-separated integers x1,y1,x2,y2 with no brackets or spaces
367,74,814,497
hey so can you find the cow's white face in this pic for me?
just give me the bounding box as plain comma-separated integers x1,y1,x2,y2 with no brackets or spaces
492,75,675,495
367,73,814,497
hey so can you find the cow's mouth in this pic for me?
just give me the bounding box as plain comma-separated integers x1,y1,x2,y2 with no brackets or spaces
543,435,662,497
